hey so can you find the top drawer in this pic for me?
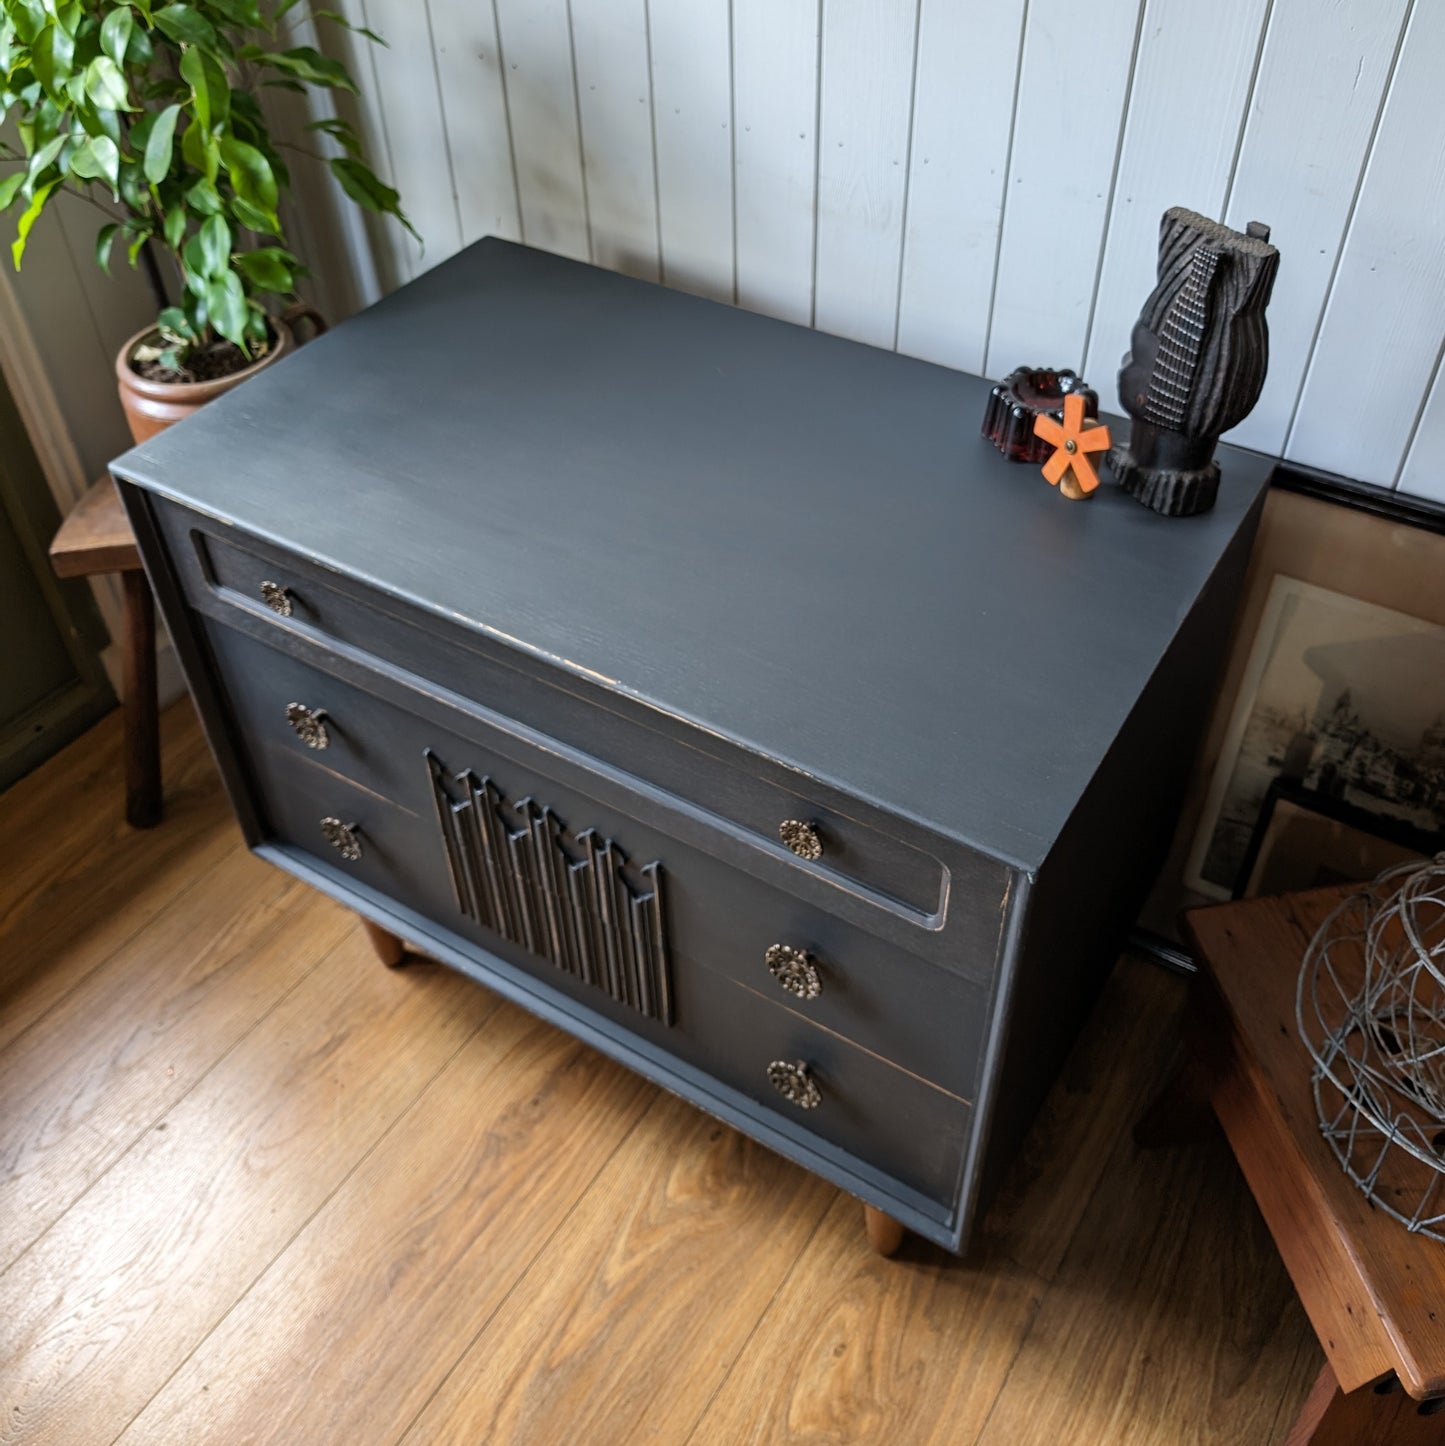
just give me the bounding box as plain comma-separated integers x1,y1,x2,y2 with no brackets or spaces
145,494,994,929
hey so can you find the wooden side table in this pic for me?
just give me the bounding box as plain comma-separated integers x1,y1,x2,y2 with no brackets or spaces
1170,888,1445,1445
49,476,161,828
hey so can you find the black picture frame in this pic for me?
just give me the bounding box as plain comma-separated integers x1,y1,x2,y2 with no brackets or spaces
1232,778,1440,901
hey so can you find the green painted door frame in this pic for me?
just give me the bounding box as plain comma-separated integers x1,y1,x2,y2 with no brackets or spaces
0,367,115,790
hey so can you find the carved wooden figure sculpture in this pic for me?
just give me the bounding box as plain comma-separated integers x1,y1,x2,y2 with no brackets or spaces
1109,208,1280,517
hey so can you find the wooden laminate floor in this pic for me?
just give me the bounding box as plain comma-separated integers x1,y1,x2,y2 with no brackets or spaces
2,702,1321,1445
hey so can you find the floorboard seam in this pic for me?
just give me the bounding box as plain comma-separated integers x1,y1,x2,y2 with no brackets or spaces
0,892,341,1284
105,971,501,1446
962,1286,1047,1446
385,1079,663,1446
0,817,234,1060
678,1188,838,1446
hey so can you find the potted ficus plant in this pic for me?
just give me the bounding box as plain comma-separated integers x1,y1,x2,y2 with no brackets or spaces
0,0,413,442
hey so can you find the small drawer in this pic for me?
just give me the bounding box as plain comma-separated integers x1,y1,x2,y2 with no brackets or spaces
202,616,416,802
234,739,459,930
676,965,970,1205
199,618,990,1099
148,496,973,926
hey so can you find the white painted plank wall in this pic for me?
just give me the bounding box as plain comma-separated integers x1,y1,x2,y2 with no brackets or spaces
13,0,1445,511
492,0,590,263
1221,0,1413,457
894,0,1025,373
984,0,1145,379
1288,0,1445,487
571,0,660,280
1081,0,1270,390
732,0,818,324
430,0,520,248
811,0,917,349
355,0,461,282
649,0,733,302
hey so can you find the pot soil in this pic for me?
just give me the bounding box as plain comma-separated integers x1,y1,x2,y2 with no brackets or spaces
115,304,324,445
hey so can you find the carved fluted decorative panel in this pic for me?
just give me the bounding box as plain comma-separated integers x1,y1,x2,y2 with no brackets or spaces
425,750,672,1024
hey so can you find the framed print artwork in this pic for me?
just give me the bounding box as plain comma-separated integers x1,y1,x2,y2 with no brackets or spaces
1136,476,1445,962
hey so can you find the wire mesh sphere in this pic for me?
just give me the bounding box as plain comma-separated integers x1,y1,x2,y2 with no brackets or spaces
1297,852,1445,1240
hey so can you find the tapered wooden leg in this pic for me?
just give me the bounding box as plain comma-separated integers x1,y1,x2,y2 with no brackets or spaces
360,917,408,967
121,570,161,829
1284,1363,1445,1446
864,1205,906,1257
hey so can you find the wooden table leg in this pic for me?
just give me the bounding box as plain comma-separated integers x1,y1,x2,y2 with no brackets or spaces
121,570,161,829
1285,1363,1445,1446
360,917,408,968
864,1205,906,1257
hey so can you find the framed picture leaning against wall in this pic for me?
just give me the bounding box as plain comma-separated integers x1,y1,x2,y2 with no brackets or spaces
1136,470,1445,964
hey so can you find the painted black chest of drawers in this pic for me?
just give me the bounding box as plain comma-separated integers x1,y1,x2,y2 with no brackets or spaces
114,239,1271,1252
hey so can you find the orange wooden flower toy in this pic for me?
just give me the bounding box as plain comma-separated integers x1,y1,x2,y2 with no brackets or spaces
1032,393,1111,500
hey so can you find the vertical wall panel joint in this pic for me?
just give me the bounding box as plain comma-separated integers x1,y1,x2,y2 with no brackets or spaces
890,0,925,353
1281,0,1418,462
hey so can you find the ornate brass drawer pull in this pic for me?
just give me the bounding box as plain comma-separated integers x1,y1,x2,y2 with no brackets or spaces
767,1059,821,1110
260,579,294,616
766,943,822,1001
285,702,330,749
320,816,362,861
778,818,823,861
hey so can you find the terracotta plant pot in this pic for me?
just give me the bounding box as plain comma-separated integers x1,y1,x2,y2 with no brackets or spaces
115,304,325,445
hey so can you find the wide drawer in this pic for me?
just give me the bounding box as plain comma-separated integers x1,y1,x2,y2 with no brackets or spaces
232,728,970,1205
199,616,990,1102
149,494,977,924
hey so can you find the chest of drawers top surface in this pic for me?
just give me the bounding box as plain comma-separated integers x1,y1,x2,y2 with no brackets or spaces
113,238,1272,870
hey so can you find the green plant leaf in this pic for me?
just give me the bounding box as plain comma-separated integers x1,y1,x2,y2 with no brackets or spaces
127,227,149,266
67,133,119,186
9,2,45,47
328,156,417,239
30,23,75,100
55,2,83,38
185,175,221,214
99,6,132,66
229,195,275,233
311,10,386,45
205,269,247,346
197,210,229,274
144,101,180,183
11,175,59,267
118,161,147,209
26,133,64,184
305,116,361,156
95,218,119,271
153,4,218,50
180,42,227,133
254,45,356,93
181,230,208,292
0,170,25,209
219,133,276,218
125,23,154,66
84,54,131,110
163,201,186,248
233,245,293,292
181,115,218,182
205,0,262,25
